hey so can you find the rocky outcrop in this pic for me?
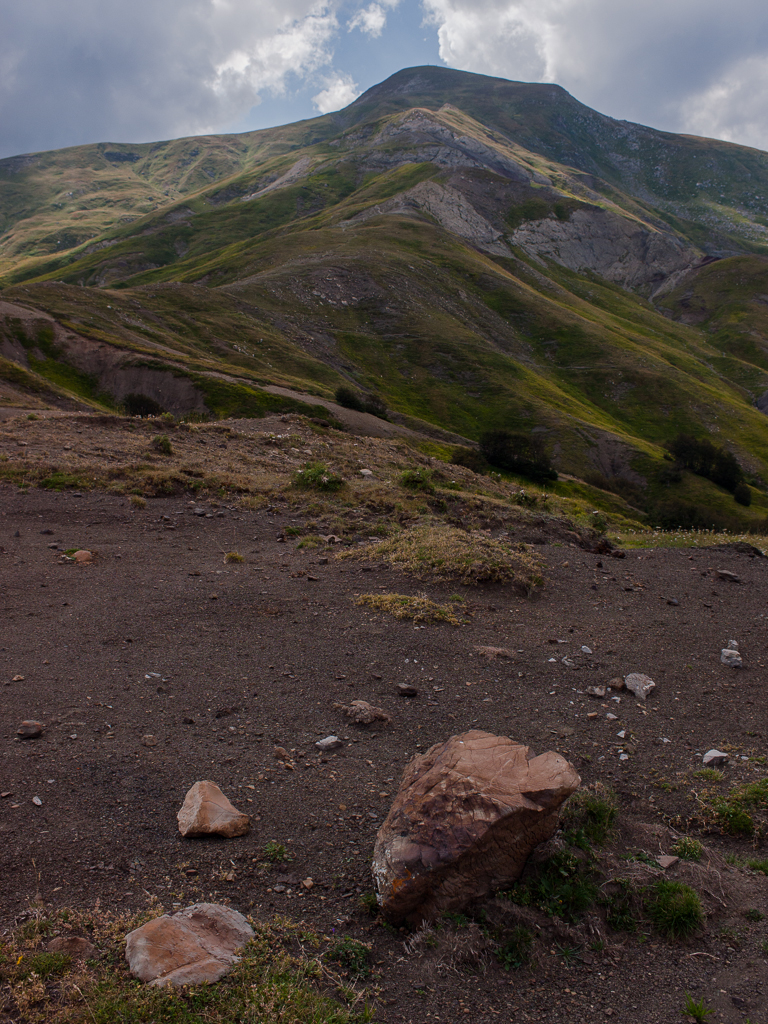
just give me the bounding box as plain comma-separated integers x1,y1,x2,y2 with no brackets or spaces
511,207,697,291
372,730,580,926
343,181,510,256
177,780,250,838
125,903,253,987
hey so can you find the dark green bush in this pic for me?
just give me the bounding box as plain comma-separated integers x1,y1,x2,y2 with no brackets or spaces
399,468,435,493
335,385,365,411
668,434,744,493
293,462,345,492
451,446,488,474
325,937,371,979
645,881,704,939
479,430,557,483
734,482,752,506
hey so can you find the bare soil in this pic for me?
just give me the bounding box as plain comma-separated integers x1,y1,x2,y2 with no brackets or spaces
1,415,768,1024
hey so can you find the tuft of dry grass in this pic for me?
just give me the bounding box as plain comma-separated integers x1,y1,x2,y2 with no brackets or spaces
129,494,146,508
355,592,462,625
342,522,544,590
224,551,245,563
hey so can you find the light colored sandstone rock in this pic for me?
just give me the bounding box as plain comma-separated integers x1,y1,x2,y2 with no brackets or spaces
73,549,94,564
177,781,250,838
339,700,391,725
624,673,656,700
125,903,253,987
372,730,580,926
315,735,343,752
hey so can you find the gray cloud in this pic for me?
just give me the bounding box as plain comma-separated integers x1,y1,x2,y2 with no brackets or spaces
0,0,343,158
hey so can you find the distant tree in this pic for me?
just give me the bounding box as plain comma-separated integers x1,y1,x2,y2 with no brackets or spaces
479,430,557,483
668,433,744,493
733,482,752,506
335,385,364,411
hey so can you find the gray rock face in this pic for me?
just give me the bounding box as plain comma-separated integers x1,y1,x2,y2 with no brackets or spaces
511,208,696,291
703,749,728,767
372,730,579,926
315,735,343,752
721,647,743,668
125,903,254,987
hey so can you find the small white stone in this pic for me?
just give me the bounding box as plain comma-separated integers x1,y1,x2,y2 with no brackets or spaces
703,749,728,767
581,646,592,655
32,796,42,806
617,730,626,739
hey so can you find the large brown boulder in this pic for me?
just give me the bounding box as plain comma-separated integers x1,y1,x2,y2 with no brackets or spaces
125,903,253,987
177,781,250,838
372,730,580,926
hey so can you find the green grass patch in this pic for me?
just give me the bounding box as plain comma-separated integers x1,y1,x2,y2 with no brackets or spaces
355,592,462,625
561,783,618,847
645,881,704,940
293,462,345,493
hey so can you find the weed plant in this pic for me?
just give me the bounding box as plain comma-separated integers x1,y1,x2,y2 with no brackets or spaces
293,462,345,493
151,434,173,455
399,468,435,493
703,777,768,837
561,784,618,847
672,837,704,862
495,926,533,970
262,841,290,864
506,850,597,923
683,992,714,1022
355,592,461,625
325,938,371,980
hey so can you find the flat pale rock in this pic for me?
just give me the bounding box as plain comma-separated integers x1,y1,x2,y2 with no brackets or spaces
372,730,579,926
586,686,606,698
657,855,679,871
47,935,98,958
339,699,391,725
177,781,250,838
73,549,94,564
125,903,253,987
315,735,343,752
703,749,728,767
624,673,656,700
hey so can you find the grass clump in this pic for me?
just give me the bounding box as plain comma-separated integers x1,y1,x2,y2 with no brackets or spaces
561,783,618,846
150,433,173,455
703,776,768,837
505,850,597,923
693,768,724,783
325,937,371,980
683,991,714,1022
645,881,704,940
224,551,245,563
355,592,461,625
341,522,544,589
399,468,435,493
293,462,345,493
745,858,768,875
129,494,147,508
672,837,704,862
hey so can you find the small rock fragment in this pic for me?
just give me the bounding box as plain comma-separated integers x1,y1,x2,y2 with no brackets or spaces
657,855,679,870
125,903,254,987
720,647,743,668
73,549,94,564
142,734,158,747
302,877,314,889
338,700,391,725
12,674,24,682
47,936,98,958
624,673,656,700
315,735,343,752
397,684,418,697
666,598,679,606
703,749,728,767
359,469,373,478
586,686,606,699
273,746,290,760
17,720,44,739
716,569,741,583
32,796,42,806
177,781,250,838
587,712,598,719
581,646,592,655
607,677,625,691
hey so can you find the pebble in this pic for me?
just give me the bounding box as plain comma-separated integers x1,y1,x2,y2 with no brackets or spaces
17,720,44,739
581,646,592,655
73,549,94,564
619,753,629,761
607,677,625,691
32,796,42,806
142,734,158,747
302,877,314,889
716,569,741,583
315,735,343,752
397,683,418,697
359,469,373,478
586,686,606,698
703,749,728,767
657,855,679,870
721,641,742,668
606,713,618,720
666,598,679,606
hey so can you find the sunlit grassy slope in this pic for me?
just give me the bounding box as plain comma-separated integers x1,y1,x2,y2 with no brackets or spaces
2,66,768,531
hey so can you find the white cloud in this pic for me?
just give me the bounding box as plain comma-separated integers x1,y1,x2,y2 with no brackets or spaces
312,73,361,112
421,0,768,149
348,3,390,37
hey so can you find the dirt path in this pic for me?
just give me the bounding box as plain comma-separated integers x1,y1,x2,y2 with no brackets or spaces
1,485,768,1022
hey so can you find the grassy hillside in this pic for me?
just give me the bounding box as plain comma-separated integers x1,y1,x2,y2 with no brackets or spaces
2,66,768,533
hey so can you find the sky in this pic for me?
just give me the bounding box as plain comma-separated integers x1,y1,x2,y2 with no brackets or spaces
2,0,768,159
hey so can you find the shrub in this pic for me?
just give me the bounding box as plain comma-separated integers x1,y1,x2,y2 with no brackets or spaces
399,468,434,493
734,482,752,506
151,434,173,455
123,393,164,417
262,841,290,863
335,385,364,411
325,937,371,979
668,434,744,493
645,881,704,939
562,784,618,846
224,551,245,563
508,850,597,922
129,494,147,509
293,461,345,492
451,446,488,473
479,430,557,482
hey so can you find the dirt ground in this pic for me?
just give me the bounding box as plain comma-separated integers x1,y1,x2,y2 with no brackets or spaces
1,418,768,1023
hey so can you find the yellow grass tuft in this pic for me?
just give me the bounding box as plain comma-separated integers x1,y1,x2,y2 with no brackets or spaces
355,592,462,625
342,521,544,590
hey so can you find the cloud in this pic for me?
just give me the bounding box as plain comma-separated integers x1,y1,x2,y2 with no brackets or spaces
348,1,400,38
312,72,361,111
422,0,768,149
0,0,342,158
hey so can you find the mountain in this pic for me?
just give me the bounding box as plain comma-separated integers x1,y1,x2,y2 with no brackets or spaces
2,65,768,531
